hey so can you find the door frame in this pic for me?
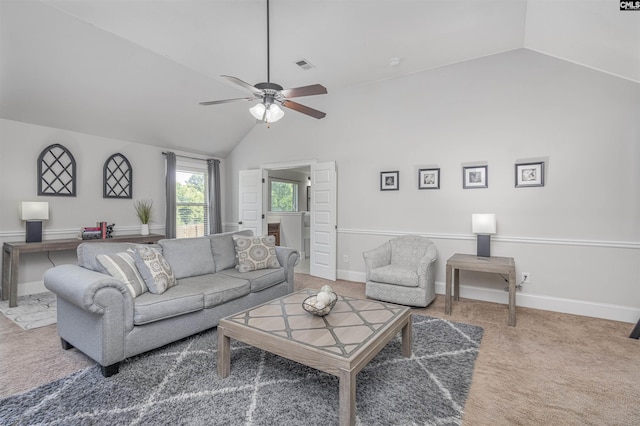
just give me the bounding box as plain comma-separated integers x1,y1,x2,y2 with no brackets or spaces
259,159,336,280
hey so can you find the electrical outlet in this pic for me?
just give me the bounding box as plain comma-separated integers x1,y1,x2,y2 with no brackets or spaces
343,255,349,263
522,272,531,284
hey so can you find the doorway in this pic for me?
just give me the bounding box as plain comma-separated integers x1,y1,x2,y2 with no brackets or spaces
239,160,337,281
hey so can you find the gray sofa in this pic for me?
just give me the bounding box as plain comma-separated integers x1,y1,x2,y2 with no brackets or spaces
44,230,299,377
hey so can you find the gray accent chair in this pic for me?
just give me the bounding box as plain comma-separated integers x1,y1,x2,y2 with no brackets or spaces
363,235,437,307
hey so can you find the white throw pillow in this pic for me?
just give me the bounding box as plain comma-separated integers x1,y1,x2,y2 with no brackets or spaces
96,251,148,298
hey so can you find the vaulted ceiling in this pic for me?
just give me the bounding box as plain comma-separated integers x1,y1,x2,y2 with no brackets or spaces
1,0,638,157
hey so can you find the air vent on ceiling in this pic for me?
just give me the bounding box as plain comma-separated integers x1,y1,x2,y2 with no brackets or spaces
295,58,315,70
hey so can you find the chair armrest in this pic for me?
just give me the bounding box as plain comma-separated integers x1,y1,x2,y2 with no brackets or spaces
417,245,438,289
362,242,391,279
44,264,134,318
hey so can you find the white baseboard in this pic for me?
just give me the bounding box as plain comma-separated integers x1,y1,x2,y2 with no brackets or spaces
337,269,366,283
17,280,48,297
435,282,640,323
336,269,639,324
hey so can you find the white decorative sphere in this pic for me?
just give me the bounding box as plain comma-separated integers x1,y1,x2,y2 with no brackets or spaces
320,285,334,294
316,291,332,306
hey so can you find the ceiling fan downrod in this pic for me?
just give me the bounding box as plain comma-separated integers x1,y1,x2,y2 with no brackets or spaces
266,0,270,83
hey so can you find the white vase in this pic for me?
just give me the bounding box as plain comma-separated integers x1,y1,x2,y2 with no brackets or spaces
141,224,149,236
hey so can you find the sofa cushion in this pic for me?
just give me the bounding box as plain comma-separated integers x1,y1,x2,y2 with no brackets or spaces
232,235,280,272
217,267,285,292
159,237,215,279
209,230,253,272
133,245,177,294
133,286,204,325
369,264,419,287
96,251,148,297
178,274,250,308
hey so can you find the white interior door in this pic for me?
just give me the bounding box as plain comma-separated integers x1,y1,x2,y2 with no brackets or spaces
238,169,265,236
310,161,337,281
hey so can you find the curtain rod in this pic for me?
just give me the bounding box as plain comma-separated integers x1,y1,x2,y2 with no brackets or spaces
162,152,217,162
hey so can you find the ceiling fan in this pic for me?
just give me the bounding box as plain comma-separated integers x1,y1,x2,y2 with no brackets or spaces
199,0,327,124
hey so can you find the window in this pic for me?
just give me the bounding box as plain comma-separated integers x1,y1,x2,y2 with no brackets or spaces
176,161,208,238
270,179,298,212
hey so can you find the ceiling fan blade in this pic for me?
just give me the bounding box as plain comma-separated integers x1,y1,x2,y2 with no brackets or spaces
199,97,257,106
221,75,264,95
280,84,327,99
280,100,326,119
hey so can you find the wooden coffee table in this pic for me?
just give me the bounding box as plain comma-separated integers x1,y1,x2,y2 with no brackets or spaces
217,289,412,426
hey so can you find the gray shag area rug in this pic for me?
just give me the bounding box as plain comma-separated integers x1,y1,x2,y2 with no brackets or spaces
0,315,483,425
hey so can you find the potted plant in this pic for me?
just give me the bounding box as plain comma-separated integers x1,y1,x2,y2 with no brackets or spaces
134,199,153,235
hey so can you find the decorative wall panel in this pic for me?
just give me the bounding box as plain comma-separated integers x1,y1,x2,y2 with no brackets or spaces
103,153,133,199
37,144,76,196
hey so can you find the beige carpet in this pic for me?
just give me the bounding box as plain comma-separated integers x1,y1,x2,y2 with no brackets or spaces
1,274,639,425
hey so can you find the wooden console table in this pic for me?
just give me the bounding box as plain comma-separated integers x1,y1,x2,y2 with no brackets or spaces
445,253,517,326
2,234,164,307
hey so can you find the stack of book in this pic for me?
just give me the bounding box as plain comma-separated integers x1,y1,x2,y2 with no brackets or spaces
80,222,109,240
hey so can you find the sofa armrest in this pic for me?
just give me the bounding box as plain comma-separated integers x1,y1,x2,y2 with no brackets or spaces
275,246,300,292
44,264,134,324
362,242,391,280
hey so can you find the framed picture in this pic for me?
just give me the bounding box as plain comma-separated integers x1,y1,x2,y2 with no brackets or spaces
515,162,544,187
380,171,399,191
463,165,488,189
418,168,440,189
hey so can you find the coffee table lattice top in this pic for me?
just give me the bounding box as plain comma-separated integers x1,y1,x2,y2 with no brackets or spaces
226,289,408,358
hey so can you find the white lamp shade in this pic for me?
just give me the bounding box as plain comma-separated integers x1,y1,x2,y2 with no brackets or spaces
472,214,496,234
249,103,266,120
21,202,49,220
265,103,284,122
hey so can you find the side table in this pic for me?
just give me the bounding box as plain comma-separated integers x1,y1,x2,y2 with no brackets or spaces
445,253,517,326
2,234,164,307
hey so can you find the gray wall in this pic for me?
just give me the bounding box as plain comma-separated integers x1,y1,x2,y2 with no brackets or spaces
0,118,167,294
224,49,640,322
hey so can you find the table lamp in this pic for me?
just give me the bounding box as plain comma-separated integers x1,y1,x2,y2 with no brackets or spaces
472,213,496,257
21,202,49,243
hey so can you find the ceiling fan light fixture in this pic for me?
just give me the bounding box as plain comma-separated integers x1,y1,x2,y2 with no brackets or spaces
250,101,284,124
199,0,326,121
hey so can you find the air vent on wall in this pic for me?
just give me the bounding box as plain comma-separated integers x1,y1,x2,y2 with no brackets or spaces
295,58,315,70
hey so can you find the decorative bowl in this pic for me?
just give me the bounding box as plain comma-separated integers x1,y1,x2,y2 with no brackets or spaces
302,292,338,317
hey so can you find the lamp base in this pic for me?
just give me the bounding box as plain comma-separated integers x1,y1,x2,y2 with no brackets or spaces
477,235,491,257
26,221,43,243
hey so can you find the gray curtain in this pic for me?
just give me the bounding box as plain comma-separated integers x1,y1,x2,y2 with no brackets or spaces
165,152,176,239
208,159,222,234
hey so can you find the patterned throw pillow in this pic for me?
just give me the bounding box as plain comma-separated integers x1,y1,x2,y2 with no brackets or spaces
96,251,148,298
132,245,176,294
232,235,280,273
